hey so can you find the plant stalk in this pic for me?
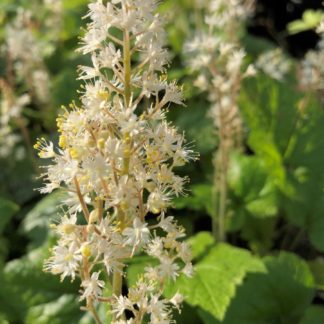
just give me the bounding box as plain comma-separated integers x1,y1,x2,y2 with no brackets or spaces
111,27,132,321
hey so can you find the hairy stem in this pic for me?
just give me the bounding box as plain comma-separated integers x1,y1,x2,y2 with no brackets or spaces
111,28,132,321
74,177,90,222
212,115,228,242
123,29,131,107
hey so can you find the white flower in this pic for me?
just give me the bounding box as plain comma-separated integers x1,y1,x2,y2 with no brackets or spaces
98,42,121,68
178,242,192,263
34,139,56,159
182,262,194,278
123,218,150,253
148,295,171,323
79,27,107,54
40,1,193,321
147,190,169,214
158,216,176,233
158,256,180,281
56,214,77,236
316,20,324,34
111,296,134,319
80,272,105,300
146,237,164,257
44,242,82,281
162,82,185,106
226,49,246,75
170,292,184,311
256,49,290,81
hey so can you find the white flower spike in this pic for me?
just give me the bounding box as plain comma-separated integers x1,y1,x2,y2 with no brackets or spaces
38,1,195,323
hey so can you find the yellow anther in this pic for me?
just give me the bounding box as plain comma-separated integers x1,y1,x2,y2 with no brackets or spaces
81,245,91,259
69,148,79,160
120,201,128,211
146,149,160,164
62,224,75,235
98,90,110,101
98,138,105,150
59,135,67,149
123,132,131,143
100,130,109,140
164,241,173,249
64,254,73,262
80,175,89,183
123,148,131,157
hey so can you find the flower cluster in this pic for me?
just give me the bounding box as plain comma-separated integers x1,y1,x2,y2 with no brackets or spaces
0,80,30,159
185,0,255,150
256,48,291,81
43,0,63,32
0,1,61,159
300,24,324,102
6,8,50,104
36,1,194,322
193,0,254,31
184,0,255,241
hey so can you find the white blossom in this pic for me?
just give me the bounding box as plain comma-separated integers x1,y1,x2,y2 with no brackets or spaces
39,0,194,322
256,48,291,81
122,218,150,253
80,272,105,300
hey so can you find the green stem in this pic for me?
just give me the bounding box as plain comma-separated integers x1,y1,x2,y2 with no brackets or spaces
212,126,228,243
212,167,227,242
218,170,227,242
110,21,133,323
211,177,218,239
112,269,123,297
88,302,102,324
112,266,125,321
123,30,131,107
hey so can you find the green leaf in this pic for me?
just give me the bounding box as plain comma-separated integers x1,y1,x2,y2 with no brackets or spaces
3,246,78,321
218,252,315,324
26,295,82,324
227,153,278,251
127,232,214,290
308,258,324,290
187,231,214,260
0,315,9,324
126,256,158,287
0,197,19,234
300,306,324,324
240,217,277,255
242,34,277,57
228,153,278,218
0,268,26,322
239,75,302,189
62,0,88,10
172,302,203,324
21,191,66,248
165,243,266,321
174,184,213,216
240,75,324,251
0,157,39,204
169,96,216,155
288,10,324,34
